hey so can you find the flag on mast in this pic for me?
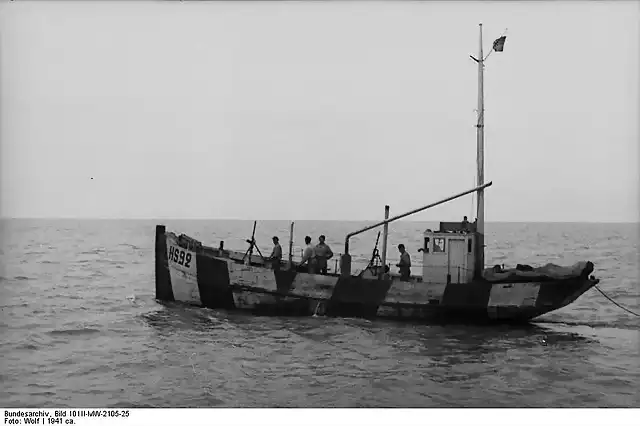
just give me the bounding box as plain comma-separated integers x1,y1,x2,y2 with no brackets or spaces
492,35,507,52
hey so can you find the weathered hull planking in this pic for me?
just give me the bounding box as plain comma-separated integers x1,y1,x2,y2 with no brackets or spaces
155,226,599,323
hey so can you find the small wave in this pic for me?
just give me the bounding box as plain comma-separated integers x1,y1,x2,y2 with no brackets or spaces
15,343,40,351
13,276,33,281
30,381,56,389
67,364,113,378
60,294,84,300
119,402,162,408
49,327,101,336
40,260,59,264
63,274,91,281
533,319,638,331
29,391,57,397
119,243,141,250
79,248,107,255
0,302,28,308
95,258,125,266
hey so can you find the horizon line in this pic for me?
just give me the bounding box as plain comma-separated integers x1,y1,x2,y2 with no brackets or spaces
1,217,638,225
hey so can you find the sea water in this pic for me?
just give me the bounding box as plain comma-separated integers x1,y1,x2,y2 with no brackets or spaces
1,219,638,407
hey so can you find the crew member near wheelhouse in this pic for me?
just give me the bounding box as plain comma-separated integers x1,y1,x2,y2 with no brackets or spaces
314,235,333,275
396,244,411,281
300,235,316,273
462,216,470,232
268,236,282,271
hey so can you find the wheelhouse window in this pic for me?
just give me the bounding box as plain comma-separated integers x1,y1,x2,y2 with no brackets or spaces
433,237,446,253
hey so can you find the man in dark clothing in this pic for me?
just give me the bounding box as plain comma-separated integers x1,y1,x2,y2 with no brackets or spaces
268,236,282,271
314,235,333,275
396,244,411,281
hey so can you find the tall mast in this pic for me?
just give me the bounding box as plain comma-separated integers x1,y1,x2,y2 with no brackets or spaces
475,23,485,278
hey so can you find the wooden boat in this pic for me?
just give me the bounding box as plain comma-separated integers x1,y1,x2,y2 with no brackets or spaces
153,24,599,323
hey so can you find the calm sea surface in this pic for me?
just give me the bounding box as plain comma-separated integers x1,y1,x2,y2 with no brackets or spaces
1,219,638,408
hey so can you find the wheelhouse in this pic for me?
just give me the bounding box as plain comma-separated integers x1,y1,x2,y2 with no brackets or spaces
421,221,477,284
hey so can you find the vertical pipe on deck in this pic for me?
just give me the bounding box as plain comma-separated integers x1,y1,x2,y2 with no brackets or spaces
288,221,294,267
447,244,452,284
380,205,390,278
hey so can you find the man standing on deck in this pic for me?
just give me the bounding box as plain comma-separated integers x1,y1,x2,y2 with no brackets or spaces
462,216,470,232
300,236,316,274
396,244,411,281
314,235,333,275
268,236,282,271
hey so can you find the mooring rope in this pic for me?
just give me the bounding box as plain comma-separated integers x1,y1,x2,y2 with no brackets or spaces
594,285,640,317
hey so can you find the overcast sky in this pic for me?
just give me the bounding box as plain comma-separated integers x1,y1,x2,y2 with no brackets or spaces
1,0,637,222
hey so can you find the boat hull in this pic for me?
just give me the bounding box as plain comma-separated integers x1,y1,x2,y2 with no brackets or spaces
155,226,598,324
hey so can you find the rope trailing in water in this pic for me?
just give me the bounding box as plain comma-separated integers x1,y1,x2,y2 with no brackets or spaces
594,285,640,317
